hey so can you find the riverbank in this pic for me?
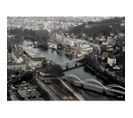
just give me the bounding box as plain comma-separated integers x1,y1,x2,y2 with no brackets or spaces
84,64,125,86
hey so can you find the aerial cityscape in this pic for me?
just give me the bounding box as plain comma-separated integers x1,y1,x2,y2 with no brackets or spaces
7,16,125,101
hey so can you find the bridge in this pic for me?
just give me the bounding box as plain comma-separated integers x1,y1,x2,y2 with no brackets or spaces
61,56,84,66
60,56,84,71
63,74,125,97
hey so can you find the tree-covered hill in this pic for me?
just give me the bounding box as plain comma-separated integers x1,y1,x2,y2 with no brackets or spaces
68,17,125,38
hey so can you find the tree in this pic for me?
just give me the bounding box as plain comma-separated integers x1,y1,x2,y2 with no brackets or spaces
35,30,50,49
42,58,47,67
57,43,63,49
44,64,63,77
52,64,63,76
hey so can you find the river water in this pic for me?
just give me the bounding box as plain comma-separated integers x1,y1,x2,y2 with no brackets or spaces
26,47,104,82
24,47,114,100
38,49,103,82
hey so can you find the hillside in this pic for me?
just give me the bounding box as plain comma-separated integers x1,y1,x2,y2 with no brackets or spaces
68,17,125,38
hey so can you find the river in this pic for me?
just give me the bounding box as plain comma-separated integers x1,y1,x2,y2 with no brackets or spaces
35,49,102,81
25,46,107,83
23,45,115,100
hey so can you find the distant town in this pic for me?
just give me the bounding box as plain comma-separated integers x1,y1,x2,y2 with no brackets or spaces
7,17,125,101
